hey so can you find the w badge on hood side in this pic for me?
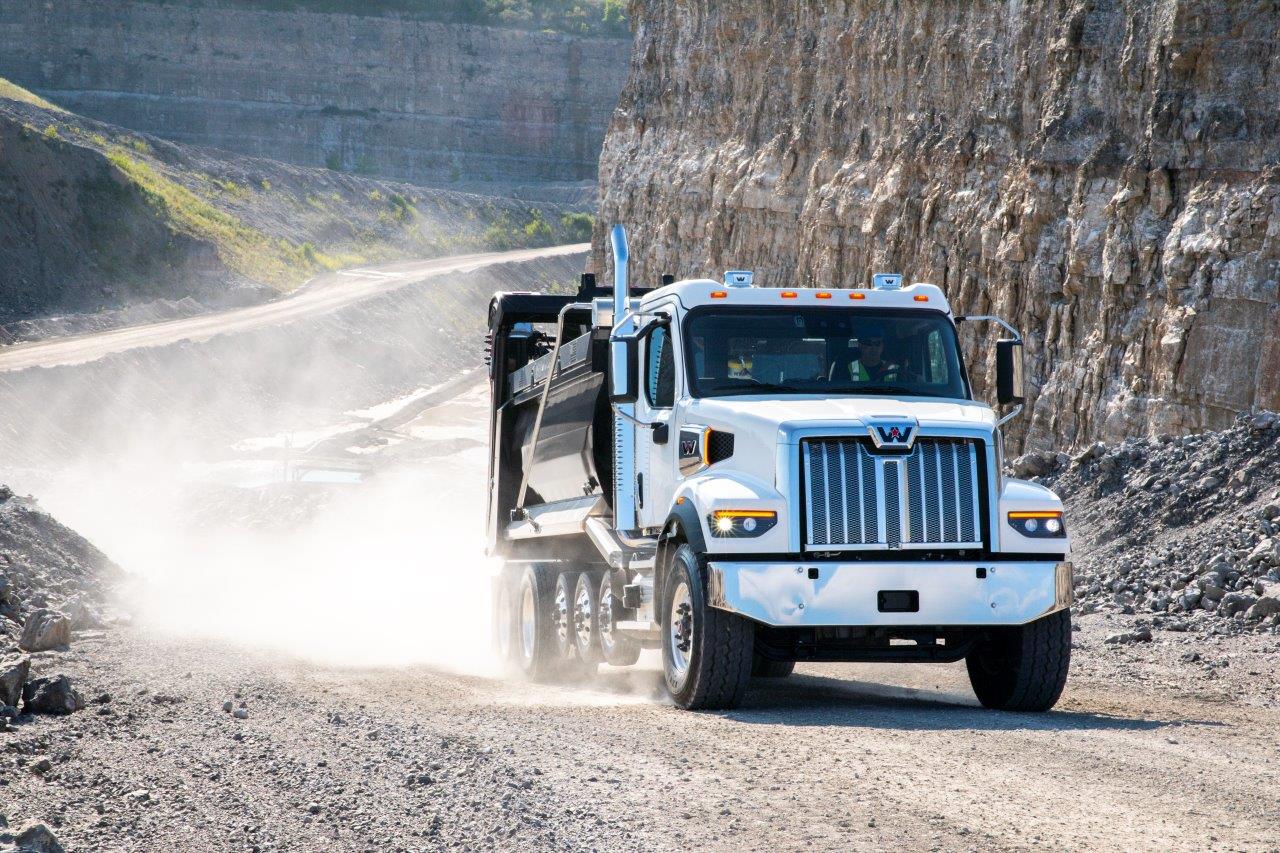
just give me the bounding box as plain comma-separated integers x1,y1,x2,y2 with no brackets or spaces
867,417,919,450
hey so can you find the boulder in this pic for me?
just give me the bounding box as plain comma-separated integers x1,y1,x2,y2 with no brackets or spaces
0,656,29,707
1219,592,1257,617
1248,411,1278,431
60,596,103,631
1244,596,1280,620
1,822,65,853
22,675,84,715
1012,452,1052,478
18,609,70,652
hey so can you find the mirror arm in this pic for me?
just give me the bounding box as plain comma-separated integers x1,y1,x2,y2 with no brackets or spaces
955,314,1022,343
996,403,1023,429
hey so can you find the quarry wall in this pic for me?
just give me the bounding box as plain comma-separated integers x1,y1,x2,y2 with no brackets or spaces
596,0,1280,450
0,0,629,189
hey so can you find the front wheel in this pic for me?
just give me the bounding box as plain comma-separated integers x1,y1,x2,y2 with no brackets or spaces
965,609,1071,712
661,544,754,710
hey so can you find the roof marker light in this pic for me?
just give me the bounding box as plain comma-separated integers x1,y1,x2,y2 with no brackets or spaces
849,292,866,300
914,295,930,302
815,291,832,299
710,290,728,299
780,291,798,299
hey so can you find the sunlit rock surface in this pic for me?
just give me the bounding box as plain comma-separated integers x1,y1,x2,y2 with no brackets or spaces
596,0,1280,450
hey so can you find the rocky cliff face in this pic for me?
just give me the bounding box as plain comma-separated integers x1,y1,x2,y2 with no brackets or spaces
0,0,629,193
596,0,1280,450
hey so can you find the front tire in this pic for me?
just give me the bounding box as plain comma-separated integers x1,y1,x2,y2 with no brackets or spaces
966,609,1071,712
661,544,754,710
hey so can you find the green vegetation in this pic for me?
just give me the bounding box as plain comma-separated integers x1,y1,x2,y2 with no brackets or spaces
559,211,593,242
42,124,60,140
143,0,629,37
104,148,333,289
482,208,561,250
0,77,65,112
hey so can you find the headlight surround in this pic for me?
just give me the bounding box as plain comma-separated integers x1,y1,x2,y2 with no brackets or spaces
1007,510,1066,538
707,510,777,538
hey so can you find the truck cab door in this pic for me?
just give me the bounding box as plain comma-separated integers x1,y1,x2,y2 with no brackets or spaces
635,308,679,528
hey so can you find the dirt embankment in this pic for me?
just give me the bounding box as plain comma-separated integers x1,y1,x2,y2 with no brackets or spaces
0,84,591,340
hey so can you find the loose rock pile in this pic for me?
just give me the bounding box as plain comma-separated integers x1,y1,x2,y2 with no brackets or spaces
0,487,118,728
1013,412,1280,639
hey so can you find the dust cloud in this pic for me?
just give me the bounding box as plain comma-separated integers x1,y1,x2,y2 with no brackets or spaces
23,384,504,676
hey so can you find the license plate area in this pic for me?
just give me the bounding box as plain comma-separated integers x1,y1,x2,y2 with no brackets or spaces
877,590,919,613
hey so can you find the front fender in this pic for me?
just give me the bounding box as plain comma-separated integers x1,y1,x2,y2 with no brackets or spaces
666,471,789,555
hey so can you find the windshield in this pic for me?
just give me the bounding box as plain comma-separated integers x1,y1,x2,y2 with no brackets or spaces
684,307,969,399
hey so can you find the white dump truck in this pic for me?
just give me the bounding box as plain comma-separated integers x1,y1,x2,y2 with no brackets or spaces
486,226,1072,711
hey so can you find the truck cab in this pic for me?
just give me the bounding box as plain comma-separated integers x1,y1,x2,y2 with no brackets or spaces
486,229,1072,711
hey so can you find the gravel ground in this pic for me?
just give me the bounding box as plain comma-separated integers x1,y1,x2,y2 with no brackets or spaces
2,618,1279,852
3,393,1280,852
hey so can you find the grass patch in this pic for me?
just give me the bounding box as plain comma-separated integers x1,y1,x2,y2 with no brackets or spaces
42,124,60,140
559,211,593,242
104,147,325,289
0,77,64,112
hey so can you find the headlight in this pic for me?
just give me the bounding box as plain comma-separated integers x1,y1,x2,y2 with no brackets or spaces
1007,510,1066,538
707,510,777,538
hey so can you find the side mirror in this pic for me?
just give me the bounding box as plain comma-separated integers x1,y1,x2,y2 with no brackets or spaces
995,338,1025,405
609,337,640,404
609,316,668,405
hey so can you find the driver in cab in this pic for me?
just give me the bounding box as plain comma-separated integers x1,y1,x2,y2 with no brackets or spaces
842,322,899,383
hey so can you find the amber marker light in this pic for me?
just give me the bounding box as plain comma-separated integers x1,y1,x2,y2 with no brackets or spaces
710,290,728,299
849,292,866,300
780,291,798,299
1007,510,1065,536
815,291,832,299
710,509,779,536
914,294,930,302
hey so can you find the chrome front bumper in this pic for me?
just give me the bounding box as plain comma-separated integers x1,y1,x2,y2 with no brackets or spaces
706,560,1073,627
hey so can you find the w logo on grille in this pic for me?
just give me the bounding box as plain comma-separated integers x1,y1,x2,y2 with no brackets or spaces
867,418,918,449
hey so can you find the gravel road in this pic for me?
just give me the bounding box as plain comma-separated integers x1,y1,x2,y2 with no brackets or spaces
6,391,1280,852
5,621,1279,852
0,244,587,373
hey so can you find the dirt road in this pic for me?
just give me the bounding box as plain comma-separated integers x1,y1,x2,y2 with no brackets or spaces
7,389,1280,852
6,623,1279,852
0,244,587,372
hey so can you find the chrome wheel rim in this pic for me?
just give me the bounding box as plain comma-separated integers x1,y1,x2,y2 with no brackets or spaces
554,582,572,655
667,580,693,690
573,581,594,655
519,580,536,663
599,580,617,655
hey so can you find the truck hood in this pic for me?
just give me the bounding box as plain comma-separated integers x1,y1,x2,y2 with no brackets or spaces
686,395,996,440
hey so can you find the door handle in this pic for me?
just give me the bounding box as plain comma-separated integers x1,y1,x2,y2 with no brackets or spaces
651,422,669,445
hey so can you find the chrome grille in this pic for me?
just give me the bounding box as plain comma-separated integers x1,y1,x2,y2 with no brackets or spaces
802,437,984,549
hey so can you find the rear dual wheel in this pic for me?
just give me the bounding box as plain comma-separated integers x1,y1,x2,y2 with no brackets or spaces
492,564,599,682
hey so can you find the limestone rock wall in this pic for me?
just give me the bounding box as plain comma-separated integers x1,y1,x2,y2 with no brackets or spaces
596,0,1280,450
0,0,629,188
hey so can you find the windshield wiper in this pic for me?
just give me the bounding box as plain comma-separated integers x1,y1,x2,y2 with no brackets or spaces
827,385,952,399
700,381,798,396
